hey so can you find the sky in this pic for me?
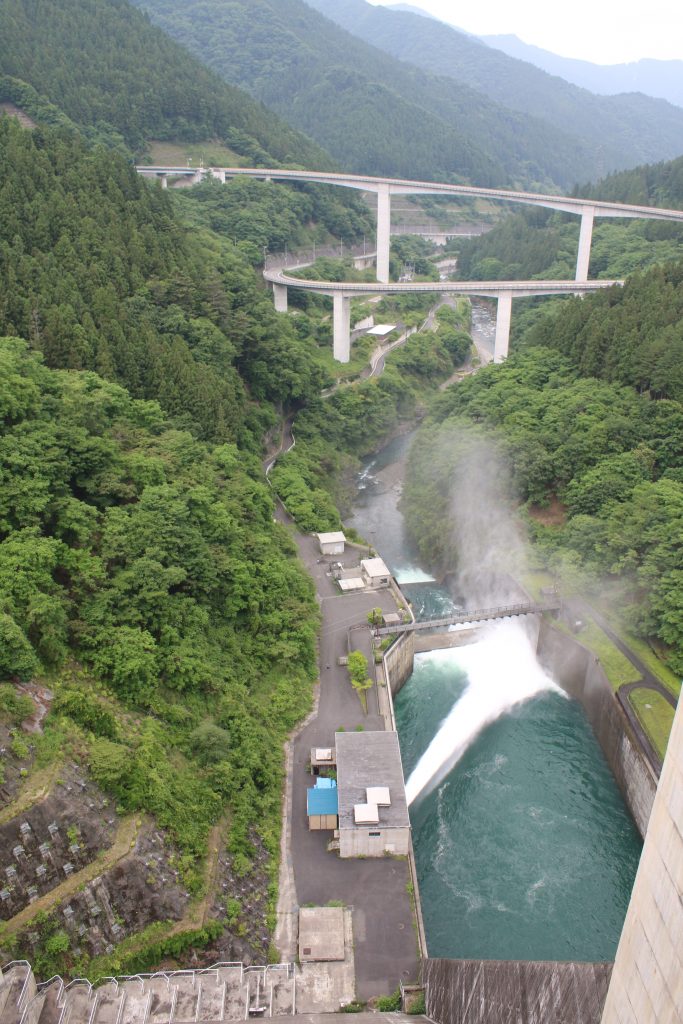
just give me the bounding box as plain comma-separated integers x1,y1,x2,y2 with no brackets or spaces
366,0,683,65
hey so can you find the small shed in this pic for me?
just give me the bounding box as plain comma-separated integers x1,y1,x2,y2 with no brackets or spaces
307,780,339,831
310,746,336,776
382,612,401,627
360,557,391,589
317,531,346,555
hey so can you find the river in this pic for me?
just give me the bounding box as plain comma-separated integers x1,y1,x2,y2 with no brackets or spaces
344,306,642,961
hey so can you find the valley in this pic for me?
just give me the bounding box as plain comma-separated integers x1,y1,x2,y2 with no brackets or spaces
0,0,681,1021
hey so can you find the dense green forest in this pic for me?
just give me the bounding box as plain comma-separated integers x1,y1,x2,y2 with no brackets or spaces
403,347,683,673
272,301,472,530
0,331,319,874
0,120,370,447
457,152,683,284
308,0,683,176
0,0,330,164
455,152,683,383
133,0,612,189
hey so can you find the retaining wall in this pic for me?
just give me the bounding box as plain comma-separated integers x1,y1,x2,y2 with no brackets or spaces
383,633,415,695
536,621,657,838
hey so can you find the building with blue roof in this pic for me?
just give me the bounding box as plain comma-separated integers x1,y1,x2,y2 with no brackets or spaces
307,779,339,830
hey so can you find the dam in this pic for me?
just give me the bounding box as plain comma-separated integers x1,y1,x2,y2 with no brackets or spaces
346,424,643,964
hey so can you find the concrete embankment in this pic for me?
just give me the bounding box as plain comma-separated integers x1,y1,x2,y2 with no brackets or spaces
536,621,657,839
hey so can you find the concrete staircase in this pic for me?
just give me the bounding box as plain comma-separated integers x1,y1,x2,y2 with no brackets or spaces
1,961,297,1024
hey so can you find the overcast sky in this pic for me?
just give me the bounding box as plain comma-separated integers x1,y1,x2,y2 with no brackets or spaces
367,0,683,64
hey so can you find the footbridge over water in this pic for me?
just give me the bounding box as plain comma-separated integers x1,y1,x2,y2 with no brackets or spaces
375,599,561,637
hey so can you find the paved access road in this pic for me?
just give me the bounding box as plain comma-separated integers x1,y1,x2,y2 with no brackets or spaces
281,521,420,999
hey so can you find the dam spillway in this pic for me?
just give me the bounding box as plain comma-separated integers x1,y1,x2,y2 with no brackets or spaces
394,640,642,961
346,416,642,963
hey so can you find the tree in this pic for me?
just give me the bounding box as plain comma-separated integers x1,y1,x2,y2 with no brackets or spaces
347,650,374,712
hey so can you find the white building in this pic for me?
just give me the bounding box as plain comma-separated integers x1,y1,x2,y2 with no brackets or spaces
360,556,391,589
317,531,346,555
336,731,411,858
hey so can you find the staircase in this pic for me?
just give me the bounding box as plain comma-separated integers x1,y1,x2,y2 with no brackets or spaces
0,961,297,1024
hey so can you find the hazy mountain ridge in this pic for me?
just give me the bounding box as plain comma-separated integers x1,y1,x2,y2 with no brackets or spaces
132,0,633,190
308,0,683,176
482,34,683,109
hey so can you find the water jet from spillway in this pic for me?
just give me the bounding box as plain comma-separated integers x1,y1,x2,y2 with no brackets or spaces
405,620,562,806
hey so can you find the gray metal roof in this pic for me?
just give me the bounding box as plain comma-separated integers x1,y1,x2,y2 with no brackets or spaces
335,731,410,830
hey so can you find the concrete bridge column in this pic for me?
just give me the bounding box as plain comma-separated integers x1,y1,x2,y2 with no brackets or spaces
575,206,595,281
333,293,352,363
273,284,288,313
159,174,168,190
376,184,391,284
210,168,226,184
493,292,512,362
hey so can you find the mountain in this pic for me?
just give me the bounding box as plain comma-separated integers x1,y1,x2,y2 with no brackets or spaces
307,0,683,177
132,0,634,191
0,0,332,166
482,35,683,110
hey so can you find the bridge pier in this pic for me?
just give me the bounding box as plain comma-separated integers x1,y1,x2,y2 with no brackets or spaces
210,168,226,184
159,174,168,190
575,206,595,281
376,184,391,284
333,293,351,363
493,292,512,362
273,283,289,313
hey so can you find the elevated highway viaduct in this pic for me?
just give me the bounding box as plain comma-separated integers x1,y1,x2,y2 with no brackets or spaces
136,165,683,283
262,267,623,362
135,165,683,362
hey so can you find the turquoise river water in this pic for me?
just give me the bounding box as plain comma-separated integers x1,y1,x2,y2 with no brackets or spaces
346,429,642,962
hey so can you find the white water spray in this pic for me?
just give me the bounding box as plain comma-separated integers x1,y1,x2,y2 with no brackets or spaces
405,620,563,806
395,565,436,584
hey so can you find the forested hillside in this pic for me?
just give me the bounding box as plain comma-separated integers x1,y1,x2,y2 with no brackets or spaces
0,334,319,961
0,111,341,969
133,0,613,189
456,153,683,315
0,0,329,164
309,0,683,175
0,119,368,446
523,264,683,401
404,347,683,673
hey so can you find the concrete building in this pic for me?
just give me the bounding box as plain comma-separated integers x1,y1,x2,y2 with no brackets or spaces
336,731,411,857
317,531,346,556
601,692,683,1024
306,778,338,831
360,556,391,589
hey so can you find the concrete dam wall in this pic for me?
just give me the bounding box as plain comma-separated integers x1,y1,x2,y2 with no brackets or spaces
537,621,657,839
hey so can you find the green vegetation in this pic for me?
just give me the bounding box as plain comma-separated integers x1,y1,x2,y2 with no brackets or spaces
0,119,331,445
628,690,675,760
347,651,373,711
309,0,683,178
0,0,329,164
0,336,319,867
132,0,620,190
404,347,683,675
375,988,402,1012
271,303,472,532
